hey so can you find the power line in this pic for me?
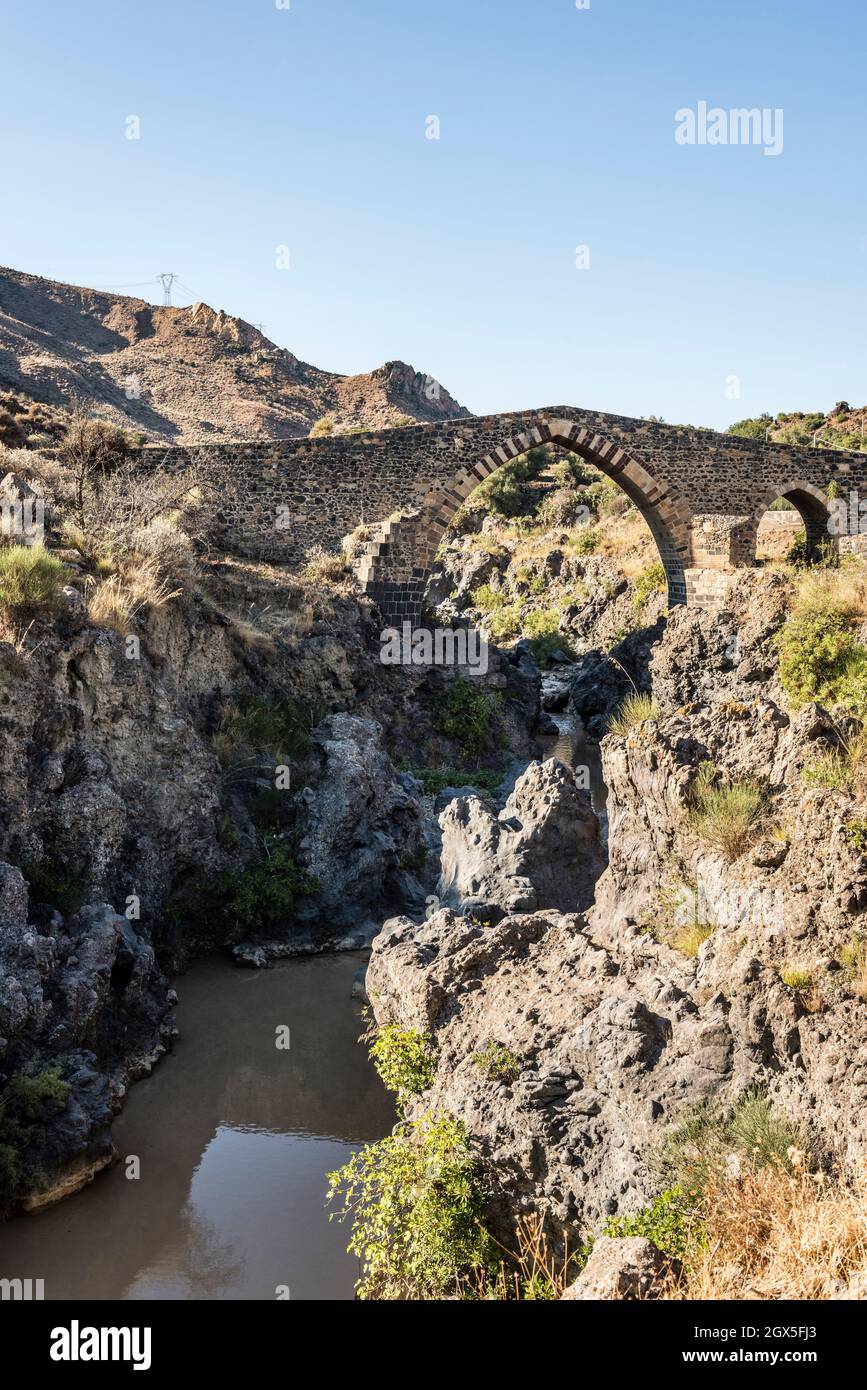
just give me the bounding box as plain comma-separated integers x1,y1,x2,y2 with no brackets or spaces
90,279,161,290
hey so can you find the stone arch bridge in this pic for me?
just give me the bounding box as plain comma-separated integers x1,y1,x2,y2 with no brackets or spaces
139,406,867,624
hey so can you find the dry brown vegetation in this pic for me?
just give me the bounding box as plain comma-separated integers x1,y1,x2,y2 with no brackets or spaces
85,559,179,633
668,1164,867,1301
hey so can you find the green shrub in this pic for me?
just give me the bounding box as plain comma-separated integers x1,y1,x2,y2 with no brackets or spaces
369,1026,435,1105
802,748,855,791
433,679,499,761
398,763,502,796
0,545,66,613
631,561,667,615
520,607,574,664
486,602,522,643
570,524,600,555
309,415,335,437
0,1061,70,1212
471,583,508,614
219,833,318,940
604,1185,701,1263
777,608,867,714
326,1112,497,1299
727,415,773,440
607,692,659,734
473,451,545,519
844,818,867,854
213,696,325,765
781,963,814,991
472,1041,520,1083
686,761,765,861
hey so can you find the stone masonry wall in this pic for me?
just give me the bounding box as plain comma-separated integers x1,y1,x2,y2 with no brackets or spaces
132,407,867,621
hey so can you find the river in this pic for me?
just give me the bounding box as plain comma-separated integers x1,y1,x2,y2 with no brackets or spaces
0,953,395,1301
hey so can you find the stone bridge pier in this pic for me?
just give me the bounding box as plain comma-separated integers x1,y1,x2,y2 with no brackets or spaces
135,407,867,627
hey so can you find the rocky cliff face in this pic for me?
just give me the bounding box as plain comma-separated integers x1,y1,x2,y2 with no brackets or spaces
366,569,867,1249
0,550,546,1209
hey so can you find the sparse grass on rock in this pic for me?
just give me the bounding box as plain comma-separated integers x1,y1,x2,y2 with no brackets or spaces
686,761,766,861
0,544,66,614
607,692,659,735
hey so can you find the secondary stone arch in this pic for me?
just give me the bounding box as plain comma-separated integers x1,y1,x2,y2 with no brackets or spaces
357,416,692,623
750,479,834,564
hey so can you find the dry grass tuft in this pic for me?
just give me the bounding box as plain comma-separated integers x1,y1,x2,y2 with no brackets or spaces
669,1164,867,1301
302,544,352,587
86,559,179,633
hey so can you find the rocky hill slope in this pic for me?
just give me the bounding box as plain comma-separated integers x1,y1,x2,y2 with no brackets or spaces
0,267,469,443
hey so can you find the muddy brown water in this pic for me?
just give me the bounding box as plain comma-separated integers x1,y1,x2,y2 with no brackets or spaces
0,953,395,1301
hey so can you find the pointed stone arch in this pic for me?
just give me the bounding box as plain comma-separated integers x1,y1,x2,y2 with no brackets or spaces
357,416,692,624
750,479,834,564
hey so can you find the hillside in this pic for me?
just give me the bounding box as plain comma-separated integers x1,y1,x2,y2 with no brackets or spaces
728,403,867,451
0,267,470,444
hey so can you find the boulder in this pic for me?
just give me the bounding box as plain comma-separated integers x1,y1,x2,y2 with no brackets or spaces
562,1237,675,1300
437,759,604,914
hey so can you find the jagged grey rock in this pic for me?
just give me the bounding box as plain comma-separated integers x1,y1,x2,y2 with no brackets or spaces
437,759,604,915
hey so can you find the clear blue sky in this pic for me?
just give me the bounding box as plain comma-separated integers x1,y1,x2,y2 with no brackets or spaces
2,0,864,428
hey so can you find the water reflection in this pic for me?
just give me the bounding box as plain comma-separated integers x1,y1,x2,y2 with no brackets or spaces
0,953,395,1301
542,712,608,834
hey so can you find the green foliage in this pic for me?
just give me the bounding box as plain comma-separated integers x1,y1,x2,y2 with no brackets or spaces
844,818,867,854
607,692,659,734
802,748,855,791
584,478,624,517
471,583,508,613
309,415,335,437
777,608,867,714
673,921,714,959
549,452,593,488
398,762,503,796
472,1041,520,1083
167,833,318,945
219,833,318,941
840,933,866,979
433,678,499,761
0,1060,70,1211
213,695,326,765
570,524,600,555
520,607,574,664
369,1026,435,1105
326,1112,497,1300
631,561,667,615
604,1185,701,1262
781,963,814,991
485,602,523,643
727,414,773,440
686,761,766,861
726,1090,803,1168
473,450,546,519
0,545,66,613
